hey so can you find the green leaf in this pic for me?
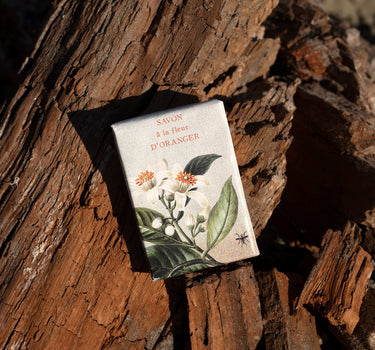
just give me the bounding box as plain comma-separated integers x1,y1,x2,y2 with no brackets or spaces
146,245,212,280
184,154,221,175
206,176,238,251
136,207,164,227
135,207,185,246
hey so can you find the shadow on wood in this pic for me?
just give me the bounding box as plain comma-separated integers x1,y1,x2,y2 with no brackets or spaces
68,89,199,273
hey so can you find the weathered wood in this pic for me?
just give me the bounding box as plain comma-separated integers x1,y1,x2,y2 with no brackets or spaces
266,0,375,245
256,269,321,350
319,287,375,350
228,78,299,236
2,0,375,348
297,222,373,334
186,263,262,350
183,76,298,350
0,0,283,349
290,84,375,238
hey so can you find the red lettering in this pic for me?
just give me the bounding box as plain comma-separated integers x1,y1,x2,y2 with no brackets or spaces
156,114,183,126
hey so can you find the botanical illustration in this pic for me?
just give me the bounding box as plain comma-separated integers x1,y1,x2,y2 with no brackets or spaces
132,154,241,280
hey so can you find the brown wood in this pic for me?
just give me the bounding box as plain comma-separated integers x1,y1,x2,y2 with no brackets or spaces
267,0,375,243
184,76,298,350
319,288,375,349
0,0,282,349
256,269,321,350
228,78,299,237
1,0,375,348
297,222,374,334
187,263,262,350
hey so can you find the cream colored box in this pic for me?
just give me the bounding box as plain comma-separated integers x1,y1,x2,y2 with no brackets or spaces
112,100,259,280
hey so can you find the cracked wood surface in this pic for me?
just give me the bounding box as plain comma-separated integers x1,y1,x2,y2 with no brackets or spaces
256,269,321,350
267,0,375,244
186,263,262,350
0,0,283,349
2,0,374,348
228,78,299,236
297,222,373,334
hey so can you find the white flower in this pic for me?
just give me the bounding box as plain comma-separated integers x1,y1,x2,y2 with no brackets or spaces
161,164,209,211
152,217,163,229
165,224,175,236
184,213,195,229
130,159,170,205
197,206,210,222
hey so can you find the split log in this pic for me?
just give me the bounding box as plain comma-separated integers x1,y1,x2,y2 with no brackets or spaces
291,84,375,236
0,0,287,349
184,76,298,350
320,287,375,350
1,0,375,348
186,263,262,350
256,269,321,350
265,0,375,245
297,222,373,334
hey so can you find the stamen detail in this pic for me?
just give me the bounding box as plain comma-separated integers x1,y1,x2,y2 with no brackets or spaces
175,171,197,186
136,170,154,186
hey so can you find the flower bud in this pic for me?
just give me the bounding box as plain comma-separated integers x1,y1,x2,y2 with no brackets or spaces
184,213,195,230
165,225,175,236
198,224,206,232
198,206,210,222
196,215,205,224
152,217,163,229
165,194,175,202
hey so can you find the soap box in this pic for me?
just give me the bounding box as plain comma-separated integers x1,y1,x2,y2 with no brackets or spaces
112,100,259,280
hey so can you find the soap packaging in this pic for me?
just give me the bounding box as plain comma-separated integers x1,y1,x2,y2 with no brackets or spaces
112,100,259,280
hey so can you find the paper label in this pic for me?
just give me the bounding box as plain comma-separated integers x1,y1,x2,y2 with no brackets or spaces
112,100,259,280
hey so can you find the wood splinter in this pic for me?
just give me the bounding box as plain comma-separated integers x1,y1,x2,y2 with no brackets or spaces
297,222,374,334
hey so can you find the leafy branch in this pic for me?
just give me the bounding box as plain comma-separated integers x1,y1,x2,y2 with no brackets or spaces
134,154,240,280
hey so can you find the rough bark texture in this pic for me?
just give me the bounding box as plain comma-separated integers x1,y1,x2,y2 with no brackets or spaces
184,76,298,349
267,0,375,243
0,0,283,349
1,0,375,349
186,263,262,350
228,78,299,237
256,269,321,350
298,222,373,334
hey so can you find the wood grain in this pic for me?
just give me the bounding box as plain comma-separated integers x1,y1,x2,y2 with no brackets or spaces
298,222,373,334
0,0,281,348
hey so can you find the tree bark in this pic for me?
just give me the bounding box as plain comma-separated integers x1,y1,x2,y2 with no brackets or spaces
297,222,373,334
0,0,283,349
1,0,375,349
256,269,321,350
187,263,263,350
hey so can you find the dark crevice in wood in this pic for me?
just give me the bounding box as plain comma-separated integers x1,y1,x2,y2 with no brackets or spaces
1,0,375,348
203,65,238,94
165,276,191,350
